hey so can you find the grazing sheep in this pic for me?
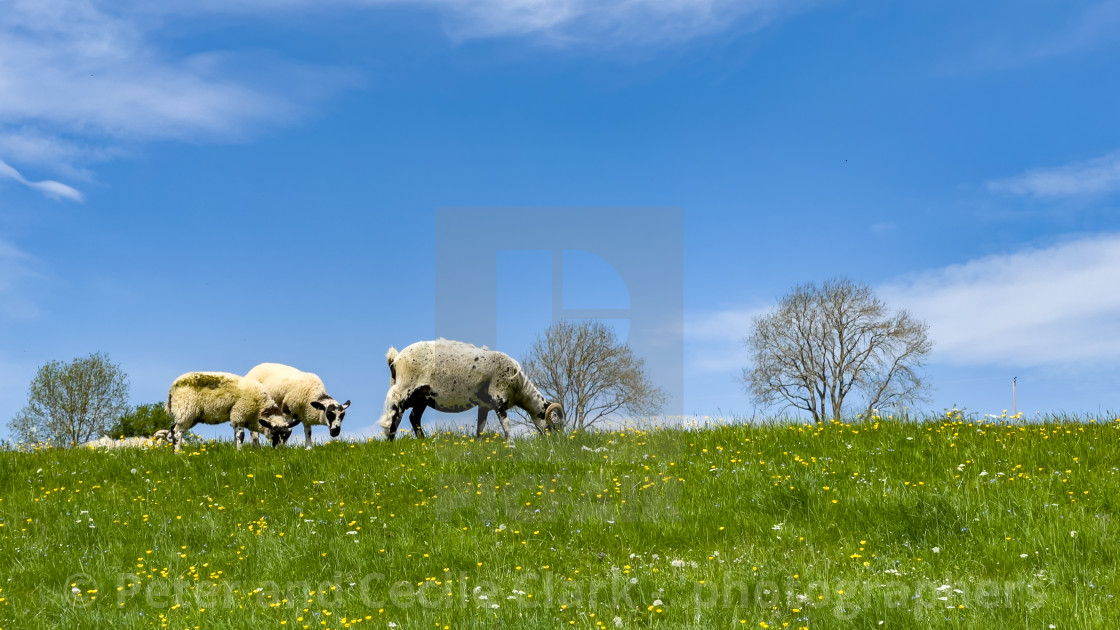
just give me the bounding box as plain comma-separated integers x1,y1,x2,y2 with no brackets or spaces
377,338,564,442
166,372,300,452
244,363,350,447
82,429,171,449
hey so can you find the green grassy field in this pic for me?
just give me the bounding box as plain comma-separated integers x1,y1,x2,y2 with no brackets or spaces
2,415,1119,629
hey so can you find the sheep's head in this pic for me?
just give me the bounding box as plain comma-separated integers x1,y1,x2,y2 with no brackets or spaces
311,398,350,438
541,402,564,433
259,406,301,447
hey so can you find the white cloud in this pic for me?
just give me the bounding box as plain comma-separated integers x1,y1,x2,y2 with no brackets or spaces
958,0,1120,72
0,0,355,193
684,305,766,373
0,1,307,141
0,130,107,179
428,0,797,44
0,159,83,202
687,306,763,342
987,151,1120,198
0,0,816,195
1,0,822,194
687,234,1120,372
186,0,808,46
1033,0,1120,60
881,234,1120,366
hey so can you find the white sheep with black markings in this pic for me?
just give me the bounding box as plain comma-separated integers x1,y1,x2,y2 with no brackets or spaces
244,363,350,447
166,372,300,451
377,338,564,441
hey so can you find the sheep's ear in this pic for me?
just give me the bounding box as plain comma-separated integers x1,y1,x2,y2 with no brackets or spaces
260,418,276,430
310,401,326,411
341,400,350,409
286,417,301,428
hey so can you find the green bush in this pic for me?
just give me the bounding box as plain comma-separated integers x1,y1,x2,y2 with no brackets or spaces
108,402,174,438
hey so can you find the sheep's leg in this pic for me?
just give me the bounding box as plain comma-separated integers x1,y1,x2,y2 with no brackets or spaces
409,404,427,438
495,408,513,442
235,427,245,451
250,431,261,447
172,425,183,453
303,422,313,449
475,407,488,438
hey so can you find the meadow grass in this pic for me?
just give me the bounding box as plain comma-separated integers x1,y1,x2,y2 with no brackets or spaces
1,415,1119,629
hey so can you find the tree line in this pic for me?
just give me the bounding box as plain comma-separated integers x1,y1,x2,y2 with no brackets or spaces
7,277,931,444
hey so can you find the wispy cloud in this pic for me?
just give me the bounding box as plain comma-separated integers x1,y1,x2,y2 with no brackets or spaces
0,0,356,194
189,0,811,46
688,234,1120,373
987,151,1120,198
428,0,802,45
0,1,334,140
0,0,816,195
881,234,1120,366
959,0,1120,72
1020,0,1120,62
684,305,766,373
0,159,83,202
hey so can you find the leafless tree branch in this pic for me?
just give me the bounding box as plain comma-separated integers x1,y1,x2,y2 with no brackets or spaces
519,320,667,431
742,278,931,422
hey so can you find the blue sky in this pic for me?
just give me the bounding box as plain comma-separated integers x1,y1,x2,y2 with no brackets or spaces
2,0,1120,439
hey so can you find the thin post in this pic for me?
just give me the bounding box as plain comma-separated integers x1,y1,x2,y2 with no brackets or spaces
1012,377,1017,417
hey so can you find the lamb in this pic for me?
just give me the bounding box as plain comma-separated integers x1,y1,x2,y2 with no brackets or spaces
244,363,350,447
166,372,300,452
377,338,564,442
82,429,170,449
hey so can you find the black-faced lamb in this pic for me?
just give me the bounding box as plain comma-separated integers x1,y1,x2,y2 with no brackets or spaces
244,363,350,447
166,372,300,451
377,338,564,441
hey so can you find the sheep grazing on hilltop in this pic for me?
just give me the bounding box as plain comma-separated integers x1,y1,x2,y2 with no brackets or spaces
82,429,171,450
166,372,300,452
244,363,350,448
377,338,564,442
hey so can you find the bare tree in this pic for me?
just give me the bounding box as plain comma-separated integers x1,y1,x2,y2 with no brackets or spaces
520,320,667,431
8,352,131,445
742,278,931,422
